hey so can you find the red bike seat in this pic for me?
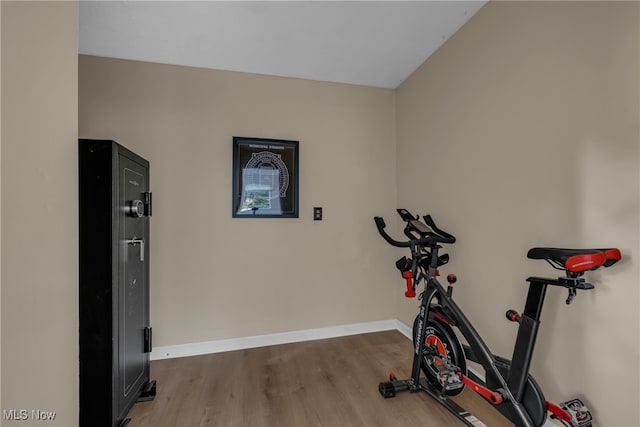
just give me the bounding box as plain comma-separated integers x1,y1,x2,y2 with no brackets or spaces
527,247,621,273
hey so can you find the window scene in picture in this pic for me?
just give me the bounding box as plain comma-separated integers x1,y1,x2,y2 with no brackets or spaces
240,169,278,213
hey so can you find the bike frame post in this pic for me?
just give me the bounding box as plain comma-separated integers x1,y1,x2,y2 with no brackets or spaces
507,281,547,401
410,244,441,390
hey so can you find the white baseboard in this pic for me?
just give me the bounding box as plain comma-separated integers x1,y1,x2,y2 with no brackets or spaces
151,319,407,360
395,320,412,339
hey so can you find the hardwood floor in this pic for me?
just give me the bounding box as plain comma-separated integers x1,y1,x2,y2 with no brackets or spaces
127,331,514,426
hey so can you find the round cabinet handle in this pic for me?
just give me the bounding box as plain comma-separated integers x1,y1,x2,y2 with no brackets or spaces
127,200,145,218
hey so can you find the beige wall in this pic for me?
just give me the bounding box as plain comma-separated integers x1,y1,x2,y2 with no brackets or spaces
1,1,78,426
396,1,639,426
78,55,399,347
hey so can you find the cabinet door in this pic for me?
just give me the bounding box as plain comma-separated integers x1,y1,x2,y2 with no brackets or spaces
117,154,150,418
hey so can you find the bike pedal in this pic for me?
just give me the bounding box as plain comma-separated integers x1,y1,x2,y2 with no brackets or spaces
439,371,464,392
430,354,464,392
560,398,592,427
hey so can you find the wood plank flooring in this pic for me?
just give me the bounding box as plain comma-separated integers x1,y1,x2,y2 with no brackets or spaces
127,330,514,426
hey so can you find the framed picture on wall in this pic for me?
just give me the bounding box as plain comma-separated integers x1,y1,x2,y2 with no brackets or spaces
232,136,299,218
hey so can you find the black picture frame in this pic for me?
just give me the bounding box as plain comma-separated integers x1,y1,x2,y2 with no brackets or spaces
232,137,299,218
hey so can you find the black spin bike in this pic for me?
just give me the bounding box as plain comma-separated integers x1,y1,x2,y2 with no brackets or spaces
375,209,621,427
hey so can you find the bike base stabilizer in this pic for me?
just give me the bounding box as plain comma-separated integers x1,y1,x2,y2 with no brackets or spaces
379,375,488,427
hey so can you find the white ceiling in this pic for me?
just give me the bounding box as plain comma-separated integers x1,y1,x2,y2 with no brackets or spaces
79,1,486,89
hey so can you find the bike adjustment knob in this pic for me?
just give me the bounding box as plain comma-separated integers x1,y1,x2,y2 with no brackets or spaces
447,274,457,285
506,310,521,323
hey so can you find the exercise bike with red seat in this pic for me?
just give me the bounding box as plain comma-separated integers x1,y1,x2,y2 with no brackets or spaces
375,209,621,427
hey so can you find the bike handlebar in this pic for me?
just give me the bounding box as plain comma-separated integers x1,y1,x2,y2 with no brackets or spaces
374,213,455,248
423,215,456,243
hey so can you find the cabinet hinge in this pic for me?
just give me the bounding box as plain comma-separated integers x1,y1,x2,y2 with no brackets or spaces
144,327,152,353
143,192,152,217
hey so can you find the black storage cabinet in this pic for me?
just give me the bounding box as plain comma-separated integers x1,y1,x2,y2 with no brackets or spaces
79,139,156,427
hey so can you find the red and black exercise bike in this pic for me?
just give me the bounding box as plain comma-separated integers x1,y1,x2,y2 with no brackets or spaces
375,209,621,427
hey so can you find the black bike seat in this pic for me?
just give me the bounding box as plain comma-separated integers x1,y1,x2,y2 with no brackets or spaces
527,247,621,273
